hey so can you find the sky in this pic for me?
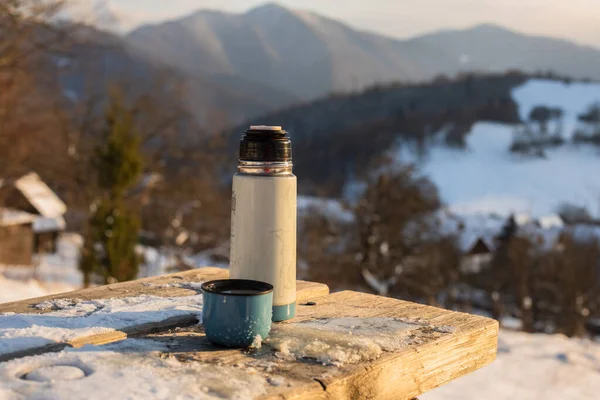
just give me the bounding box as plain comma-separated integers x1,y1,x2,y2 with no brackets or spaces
77,0,600,47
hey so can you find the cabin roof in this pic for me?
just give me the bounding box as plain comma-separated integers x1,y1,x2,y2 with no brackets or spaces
13,172,66,218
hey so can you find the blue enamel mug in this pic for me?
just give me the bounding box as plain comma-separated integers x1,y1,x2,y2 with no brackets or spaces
201,279,273,348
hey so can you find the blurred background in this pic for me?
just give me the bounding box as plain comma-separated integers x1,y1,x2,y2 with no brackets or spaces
1,1,600,398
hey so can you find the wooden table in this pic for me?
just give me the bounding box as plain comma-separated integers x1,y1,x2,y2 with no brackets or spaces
0,268,498,399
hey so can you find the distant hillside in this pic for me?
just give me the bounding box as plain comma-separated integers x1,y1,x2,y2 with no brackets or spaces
57,25,298,126
229,73,600,218
228,73,528,195
128,3,600,101
406,78,600,218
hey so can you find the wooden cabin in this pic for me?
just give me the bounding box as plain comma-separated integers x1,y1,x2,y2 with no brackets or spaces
0,209,36,266
0,172,67,254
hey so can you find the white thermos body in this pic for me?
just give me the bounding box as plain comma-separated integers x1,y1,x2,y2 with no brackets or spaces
229,125,297,321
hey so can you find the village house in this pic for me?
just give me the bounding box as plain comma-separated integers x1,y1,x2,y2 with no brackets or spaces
0,209,36,266
0,172,67,256
460,235,496,274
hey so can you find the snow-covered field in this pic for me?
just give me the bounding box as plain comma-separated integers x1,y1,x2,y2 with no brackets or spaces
408,121,600,217
396,79,600,217
423,329,600,400
0,276,74,304
513,79,600,137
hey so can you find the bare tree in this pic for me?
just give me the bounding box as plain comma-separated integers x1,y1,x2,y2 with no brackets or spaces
0,0,69,179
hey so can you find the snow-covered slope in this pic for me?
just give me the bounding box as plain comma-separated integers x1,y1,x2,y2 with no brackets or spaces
407,121,600,217
513,79,600,137
423,329,600,400
398,79,600,217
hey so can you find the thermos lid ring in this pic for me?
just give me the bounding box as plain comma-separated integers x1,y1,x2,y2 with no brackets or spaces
240,125,292,162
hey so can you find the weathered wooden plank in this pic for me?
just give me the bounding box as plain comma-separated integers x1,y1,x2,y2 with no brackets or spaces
283,291,497,400
276,292,497,400
146,290,498,400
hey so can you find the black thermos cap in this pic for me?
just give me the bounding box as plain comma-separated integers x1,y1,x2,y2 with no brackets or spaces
239,125,292,162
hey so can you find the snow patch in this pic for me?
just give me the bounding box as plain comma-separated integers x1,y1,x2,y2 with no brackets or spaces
0,341,267,399
33,216,66,233
250,334,263,349
26,365,86,382
298,196,354,223
422,329,600,400
266,317,430,366
0,275,73,305
0,294,203,356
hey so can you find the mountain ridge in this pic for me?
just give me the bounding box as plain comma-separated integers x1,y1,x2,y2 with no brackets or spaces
127,3,600,101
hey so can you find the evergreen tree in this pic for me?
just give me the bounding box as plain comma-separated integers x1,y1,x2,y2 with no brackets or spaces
80,89,143,285
497,214,517,243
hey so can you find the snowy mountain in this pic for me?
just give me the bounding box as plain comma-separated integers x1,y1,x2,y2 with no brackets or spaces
59,0,131,33
127,3,600,100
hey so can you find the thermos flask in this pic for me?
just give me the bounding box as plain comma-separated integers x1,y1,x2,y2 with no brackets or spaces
229,125,297,321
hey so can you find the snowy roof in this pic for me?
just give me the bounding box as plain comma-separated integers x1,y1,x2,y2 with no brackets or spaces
514,213,533,227
297,196,354,223
0,208,36,227
537,214,564,229
33,216,66,233
514,213,535,226
14,172,67,218
444,212,505,253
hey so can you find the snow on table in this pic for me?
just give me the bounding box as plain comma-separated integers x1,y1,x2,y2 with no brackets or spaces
0,268,496,400
0,292,204,357
0,268,328,360
0,339,267,400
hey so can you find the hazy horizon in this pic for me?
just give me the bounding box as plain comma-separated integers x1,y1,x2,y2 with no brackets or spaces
75,0,600,48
